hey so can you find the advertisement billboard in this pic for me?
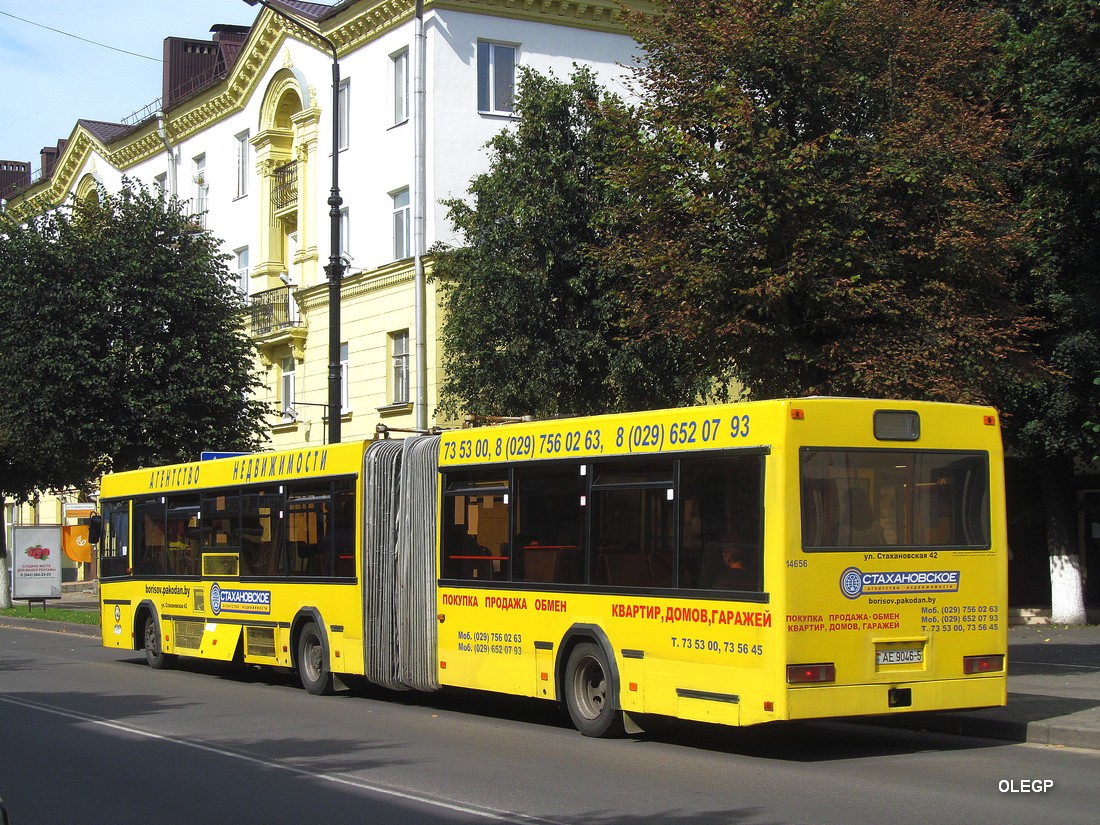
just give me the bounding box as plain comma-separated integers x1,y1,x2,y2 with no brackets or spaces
11,526,63,600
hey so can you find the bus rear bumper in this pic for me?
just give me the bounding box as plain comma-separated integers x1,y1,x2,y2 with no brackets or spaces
787,676,1007,721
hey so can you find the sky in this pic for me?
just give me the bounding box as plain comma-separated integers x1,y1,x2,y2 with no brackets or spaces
0,1,259,172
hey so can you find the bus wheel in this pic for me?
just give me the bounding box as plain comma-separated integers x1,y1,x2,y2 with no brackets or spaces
297,622,335,696
564,642,625,738
143,615,176,670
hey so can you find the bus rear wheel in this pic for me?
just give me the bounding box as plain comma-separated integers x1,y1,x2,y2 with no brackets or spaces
143,615,176,670
297,621,335,696
564,642,625,738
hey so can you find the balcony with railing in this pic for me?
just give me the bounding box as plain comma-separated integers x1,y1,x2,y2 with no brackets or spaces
249,285,307,361
250,285,303,334
272,160,298,214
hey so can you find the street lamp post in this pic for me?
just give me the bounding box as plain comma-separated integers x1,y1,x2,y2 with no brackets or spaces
244,0,344,444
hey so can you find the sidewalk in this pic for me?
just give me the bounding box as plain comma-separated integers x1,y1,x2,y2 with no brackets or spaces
863,623,1100,750
3,590,1098,750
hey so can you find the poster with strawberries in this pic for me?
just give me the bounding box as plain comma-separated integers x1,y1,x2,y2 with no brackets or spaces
11,526,63,600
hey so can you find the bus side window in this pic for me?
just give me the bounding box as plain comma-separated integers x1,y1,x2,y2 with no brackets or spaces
680,454,764,592
133,497,167,576
285,482,338,577
166,496,200,576
99,501,132,578
590,459,675,589
240,490,284,577
441,472,509,581
331,483,355,577
513,465,585,585
201,494,241,551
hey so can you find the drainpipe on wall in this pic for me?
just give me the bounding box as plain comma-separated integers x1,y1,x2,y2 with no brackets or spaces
413,0,428,431
155,112,177,198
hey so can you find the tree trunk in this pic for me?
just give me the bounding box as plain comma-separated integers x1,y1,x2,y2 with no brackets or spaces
1040,457,1087,624
0,497,10,609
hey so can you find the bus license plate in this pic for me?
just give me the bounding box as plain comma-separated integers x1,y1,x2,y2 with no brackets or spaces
876,648,922,665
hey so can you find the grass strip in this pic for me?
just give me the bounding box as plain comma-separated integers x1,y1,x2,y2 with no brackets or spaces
0,606,100,625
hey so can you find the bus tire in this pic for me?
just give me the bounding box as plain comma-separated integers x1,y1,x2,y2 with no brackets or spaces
143,615,176,670
564,642,625,738
297,621,335,696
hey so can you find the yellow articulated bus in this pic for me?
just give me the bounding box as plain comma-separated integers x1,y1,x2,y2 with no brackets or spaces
95,398,1007,737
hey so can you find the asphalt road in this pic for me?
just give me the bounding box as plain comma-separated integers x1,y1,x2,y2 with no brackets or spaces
1,625,1096,825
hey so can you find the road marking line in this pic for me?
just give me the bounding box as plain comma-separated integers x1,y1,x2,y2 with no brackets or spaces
1012,660,1099,671
0,693,563,824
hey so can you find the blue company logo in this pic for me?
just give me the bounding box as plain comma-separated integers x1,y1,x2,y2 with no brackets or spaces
209,582,271,616
840,567,961,600
840,568,864,599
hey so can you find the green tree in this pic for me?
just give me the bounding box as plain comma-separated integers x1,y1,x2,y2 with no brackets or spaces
600,0,1036,403
0,183,268,603
432,67,714,419
994,0,1100,624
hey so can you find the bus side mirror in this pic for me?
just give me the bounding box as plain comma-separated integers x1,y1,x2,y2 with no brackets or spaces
88,514,103,545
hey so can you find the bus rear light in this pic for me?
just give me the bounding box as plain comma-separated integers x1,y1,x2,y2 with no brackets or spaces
787,663,836,684
791,408,805,420
983,415,997,426
963,654,1004,674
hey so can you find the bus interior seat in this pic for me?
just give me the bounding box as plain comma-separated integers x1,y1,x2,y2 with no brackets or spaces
523,547,558,581
597,553,652,587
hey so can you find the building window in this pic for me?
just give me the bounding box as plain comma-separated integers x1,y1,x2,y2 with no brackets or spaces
392,188,411,260
340,342,350,414
393,49,409,125
235,130,250,198
337,80,350,150
154,173,167,196
192,154,208,221
281,357,296,420
477,41,516,114
391,330,409,405
235,247,250,296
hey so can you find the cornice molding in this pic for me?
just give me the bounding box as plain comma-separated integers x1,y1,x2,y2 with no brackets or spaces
298,258,419,312
9,128,103,220
428,0,651,33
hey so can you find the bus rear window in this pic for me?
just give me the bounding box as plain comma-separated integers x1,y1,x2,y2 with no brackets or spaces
800,449,990,550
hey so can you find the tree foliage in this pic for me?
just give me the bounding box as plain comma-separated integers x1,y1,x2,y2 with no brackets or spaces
600,0,1038,403
0,184,269,502
990,0,1100,623
432,67,714,419
995,0,1100,462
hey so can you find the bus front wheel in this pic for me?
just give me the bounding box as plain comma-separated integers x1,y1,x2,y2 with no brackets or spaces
143,615,176,670
564,642,625,738
297,621,335,696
